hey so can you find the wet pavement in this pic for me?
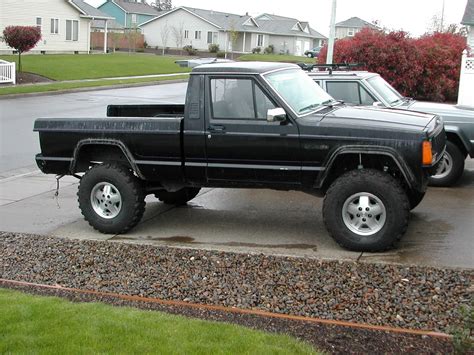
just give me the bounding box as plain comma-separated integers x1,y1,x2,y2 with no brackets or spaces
1,160,473,269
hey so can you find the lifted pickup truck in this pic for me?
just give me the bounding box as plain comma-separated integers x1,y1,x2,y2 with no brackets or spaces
305,67,474,187
34,62,445,252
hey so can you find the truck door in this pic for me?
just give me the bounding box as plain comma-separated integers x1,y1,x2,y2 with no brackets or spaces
204,76,301,185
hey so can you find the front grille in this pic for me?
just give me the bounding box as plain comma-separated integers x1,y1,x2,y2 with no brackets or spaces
431,126,446,162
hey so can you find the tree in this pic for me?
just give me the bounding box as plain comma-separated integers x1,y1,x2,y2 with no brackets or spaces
171,22,184,54
150,0,172,11
2,26,41,72
228,22,239,60
159,21,171,55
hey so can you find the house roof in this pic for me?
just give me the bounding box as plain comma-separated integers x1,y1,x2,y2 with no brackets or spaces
69,0,114,19
461,0,474,25
140,6,326,39
91,18,124,30
106,0,162,16
335,16,379,29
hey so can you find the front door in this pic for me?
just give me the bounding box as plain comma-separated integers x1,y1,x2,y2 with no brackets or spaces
205,76,301,185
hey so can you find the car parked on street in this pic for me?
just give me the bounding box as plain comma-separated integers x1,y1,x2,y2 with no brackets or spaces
34,62,445,252
304,47,322,58
302,65,474,187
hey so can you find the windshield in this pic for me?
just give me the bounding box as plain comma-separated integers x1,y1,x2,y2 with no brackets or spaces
264,69,334,115
367,75,403,106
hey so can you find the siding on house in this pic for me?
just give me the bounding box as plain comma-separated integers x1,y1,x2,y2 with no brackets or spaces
98,1,127,26
140,8,224,50
0,0,90,53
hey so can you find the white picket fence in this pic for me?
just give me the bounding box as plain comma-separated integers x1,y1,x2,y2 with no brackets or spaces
0,60,16,84
458,50,474,106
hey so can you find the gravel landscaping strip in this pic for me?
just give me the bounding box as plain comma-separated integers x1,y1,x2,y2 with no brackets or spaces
1,232,472,334
1,282,453,354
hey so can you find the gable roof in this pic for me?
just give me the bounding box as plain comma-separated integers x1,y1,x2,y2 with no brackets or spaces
140,6,326,39
68,0,114,19
462,0,474,25
335,16,379,29
101,0,162,16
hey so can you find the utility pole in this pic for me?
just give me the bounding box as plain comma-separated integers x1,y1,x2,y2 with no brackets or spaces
440,0,445,31
326,0,337,64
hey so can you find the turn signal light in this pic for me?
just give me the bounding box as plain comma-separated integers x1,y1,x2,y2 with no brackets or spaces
422,141,433,165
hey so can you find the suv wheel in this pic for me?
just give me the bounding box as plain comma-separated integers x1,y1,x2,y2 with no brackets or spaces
323,169,409,252
429,141,465,187
78,164,145,234
155,187,201,205
306,53,313,58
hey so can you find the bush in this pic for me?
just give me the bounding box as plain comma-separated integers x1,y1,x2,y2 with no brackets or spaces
183,45,197,55
264,44,274,54
318,28,467,102
216,51,225,58
143,41,148,48
252,47,261,54
208,43,219,53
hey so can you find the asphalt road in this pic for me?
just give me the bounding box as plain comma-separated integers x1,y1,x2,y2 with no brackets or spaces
0,83,188,173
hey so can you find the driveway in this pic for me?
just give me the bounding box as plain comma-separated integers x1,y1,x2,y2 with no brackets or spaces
0,160,473,269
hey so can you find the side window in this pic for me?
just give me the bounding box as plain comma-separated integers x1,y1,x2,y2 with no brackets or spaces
210,78,275,120
359,85,376,105
326,81,360,104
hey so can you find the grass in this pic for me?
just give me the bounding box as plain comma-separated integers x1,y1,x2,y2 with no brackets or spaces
238,54,315,64
0,75,189,96
0,53,191,81
0,288,317,354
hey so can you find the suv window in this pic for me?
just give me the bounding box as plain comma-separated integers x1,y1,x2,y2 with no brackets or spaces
210,78,275,119
326,81,360,104
326,81,376,105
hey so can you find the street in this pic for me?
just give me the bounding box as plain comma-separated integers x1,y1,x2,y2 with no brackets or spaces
0,82,188,173
0,83,473,269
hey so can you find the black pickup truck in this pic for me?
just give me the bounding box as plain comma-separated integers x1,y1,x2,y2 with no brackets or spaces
34,62,445,252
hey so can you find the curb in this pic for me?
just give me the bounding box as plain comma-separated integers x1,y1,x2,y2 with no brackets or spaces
0,78,189,100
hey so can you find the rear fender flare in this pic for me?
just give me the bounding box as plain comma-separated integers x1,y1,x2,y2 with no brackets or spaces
70,139,144,179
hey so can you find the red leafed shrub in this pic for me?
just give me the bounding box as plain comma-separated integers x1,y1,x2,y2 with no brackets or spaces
319,28,467,102
2,26,42,71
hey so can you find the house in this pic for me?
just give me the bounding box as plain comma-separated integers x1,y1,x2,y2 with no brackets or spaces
335,16,379,39
461,0,474,48
98,0,162,29
0,0,113,54
139,6,326,56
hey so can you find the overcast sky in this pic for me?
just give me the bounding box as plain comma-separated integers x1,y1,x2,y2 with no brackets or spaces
85,0,468,37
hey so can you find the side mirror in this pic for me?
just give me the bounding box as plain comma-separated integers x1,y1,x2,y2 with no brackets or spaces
267,108,287,122
372,101,384,107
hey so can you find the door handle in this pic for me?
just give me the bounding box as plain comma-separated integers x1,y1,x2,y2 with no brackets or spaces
208,124,226,133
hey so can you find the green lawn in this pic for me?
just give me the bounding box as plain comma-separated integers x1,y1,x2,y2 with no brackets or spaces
0,75,189,96
238,54,315,64
0,288,317,354
0,53,191,80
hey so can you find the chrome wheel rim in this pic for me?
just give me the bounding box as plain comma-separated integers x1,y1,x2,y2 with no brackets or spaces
342,193,386,236
90,182,122,219
433,152,453,180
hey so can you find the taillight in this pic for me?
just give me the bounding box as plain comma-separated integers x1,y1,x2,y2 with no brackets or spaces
422,140,433,165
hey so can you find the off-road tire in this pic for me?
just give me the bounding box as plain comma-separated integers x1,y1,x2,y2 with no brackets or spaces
78,163,145,234
323,169,410,252
155,187,201,205
429,141,465,187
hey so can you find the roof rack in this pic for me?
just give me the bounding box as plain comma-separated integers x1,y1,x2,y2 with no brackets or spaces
297,62,365,75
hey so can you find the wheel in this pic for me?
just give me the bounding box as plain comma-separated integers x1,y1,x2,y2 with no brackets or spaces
78,164,145,234
323,169,409,252
155,187,201,205
307,53,313,58
429,141,465,187
407,190,425,210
